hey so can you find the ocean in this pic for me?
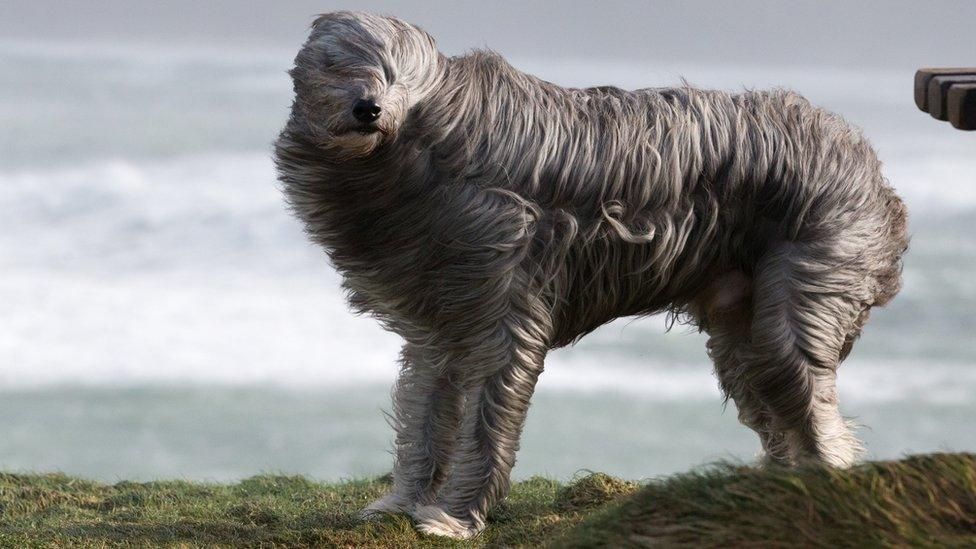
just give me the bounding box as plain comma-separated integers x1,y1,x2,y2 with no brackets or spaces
0,42,973,482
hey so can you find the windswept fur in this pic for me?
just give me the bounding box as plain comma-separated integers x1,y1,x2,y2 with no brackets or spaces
275,11,909,539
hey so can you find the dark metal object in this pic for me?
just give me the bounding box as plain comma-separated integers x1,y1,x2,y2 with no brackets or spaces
928,75,976,120
915,68,976,130
948,84,976,131
915,68,972,110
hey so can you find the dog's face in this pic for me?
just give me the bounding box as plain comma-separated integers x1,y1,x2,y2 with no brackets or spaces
289,12,442,158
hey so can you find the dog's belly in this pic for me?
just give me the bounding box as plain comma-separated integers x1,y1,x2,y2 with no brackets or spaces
550,256,754,345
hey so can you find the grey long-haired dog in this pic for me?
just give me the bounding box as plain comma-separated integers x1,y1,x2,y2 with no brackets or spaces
275,12,908,539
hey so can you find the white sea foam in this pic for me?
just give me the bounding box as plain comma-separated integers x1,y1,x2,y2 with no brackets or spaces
0,153,313,272
544,353,976,405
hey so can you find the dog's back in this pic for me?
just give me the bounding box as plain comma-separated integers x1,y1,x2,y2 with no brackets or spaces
417,56,907,344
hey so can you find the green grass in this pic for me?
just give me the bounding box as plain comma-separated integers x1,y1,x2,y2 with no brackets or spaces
0,470,635,548
0,454,973,547
559,453,976,548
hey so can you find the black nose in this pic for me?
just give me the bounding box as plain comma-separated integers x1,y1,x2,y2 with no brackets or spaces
352,99,382,123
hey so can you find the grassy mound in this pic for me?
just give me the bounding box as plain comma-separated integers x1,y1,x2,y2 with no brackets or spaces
559,453,976,547
0,453,972,547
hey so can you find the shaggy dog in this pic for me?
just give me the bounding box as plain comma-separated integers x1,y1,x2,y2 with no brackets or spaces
275,12,908,538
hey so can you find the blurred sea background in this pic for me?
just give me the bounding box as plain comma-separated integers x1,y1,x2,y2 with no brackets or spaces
1,1,974,482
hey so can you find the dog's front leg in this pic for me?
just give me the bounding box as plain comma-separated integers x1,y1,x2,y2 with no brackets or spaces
411,312,549,539
362,342,465,518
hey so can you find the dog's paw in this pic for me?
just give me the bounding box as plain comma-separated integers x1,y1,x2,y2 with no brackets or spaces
360,492,414,521
411,504,482,539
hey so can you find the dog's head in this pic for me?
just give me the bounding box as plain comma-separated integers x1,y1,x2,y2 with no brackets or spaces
288,12,443,158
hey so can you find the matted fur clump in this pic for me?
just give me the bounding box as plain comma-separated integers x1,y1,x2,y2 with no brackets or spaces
275,11,908,539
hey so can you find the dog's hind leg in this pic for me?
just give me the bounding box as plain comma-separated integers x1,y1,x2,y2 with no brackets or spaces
363,342,465,518
709,331,793,464
411,301,550,539
742,240,867,468
698,272,794,463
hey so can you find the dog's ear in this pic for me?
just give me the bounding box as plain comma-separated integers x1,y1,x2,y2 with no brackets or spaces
308,11,359,37
404,21,438,51
310,12,343,32
310,11,352,29
310,13,328,29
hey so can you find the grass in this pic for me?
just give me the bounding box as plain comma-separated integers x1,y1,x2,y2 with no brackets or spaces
558,453,976,548
0,470,635,548
0,454,973,547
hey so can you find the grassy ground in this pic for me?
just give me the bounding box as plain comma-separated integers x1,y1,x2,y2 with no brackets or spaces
558,453,976,548
0,453,973,547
